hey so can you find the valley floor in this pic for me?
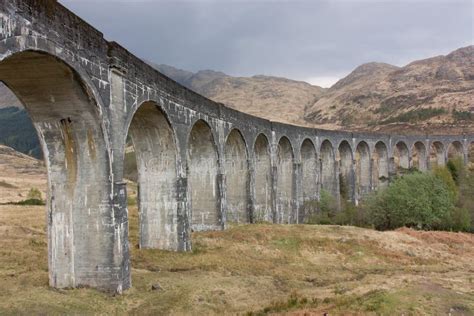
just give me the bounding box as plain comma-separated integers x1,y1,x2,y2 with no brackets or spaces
0,205,473,315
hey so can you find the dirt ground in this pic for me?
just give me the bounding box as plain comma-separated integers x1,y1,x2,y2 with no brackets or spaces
0,204,472,315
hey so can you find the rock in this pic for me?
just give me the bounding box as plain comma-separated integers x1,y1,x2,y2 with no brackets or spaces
151,283,163,291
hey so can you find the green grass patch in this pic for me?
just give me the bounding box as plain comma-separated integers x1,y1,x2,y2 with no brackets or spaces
381,107,446,124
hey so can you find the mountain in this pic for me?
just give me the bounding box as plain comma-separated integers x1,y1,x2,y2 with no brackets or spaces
149,62,326,125
0,82,23,109
304,46,474,134
0,107,41,158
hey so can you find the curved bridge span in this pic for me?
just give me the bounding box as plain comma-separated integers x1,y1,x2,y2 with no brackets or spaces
1,1,472,292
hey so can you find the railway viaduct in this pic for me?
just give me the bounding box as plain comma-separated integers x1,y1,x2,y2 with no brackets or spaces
0,0,473,292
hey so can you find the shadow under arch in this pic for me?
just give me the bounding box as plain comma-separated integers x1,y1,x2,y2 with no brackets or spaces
429,141,445,168
412,141,427,171
253,133,272,222
300,138,318,222
224,128,249,223
447,141,464,161
337,140,354,202
125,101,179,250
372,141,389,190
393,141,410,175
0,50,124,290
355,141,371,199
187,119,221,231
469,141,474,166
320,139,337,198
276,136,294,224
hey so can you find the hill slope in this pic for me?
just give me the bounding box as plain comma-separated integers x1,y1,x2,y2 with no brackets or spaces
149,62,326,125
0,145,46,203
304,46,474,134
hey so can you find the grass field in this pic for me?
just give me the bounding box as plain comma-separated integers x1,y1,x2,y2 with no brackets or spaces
0,205,473,315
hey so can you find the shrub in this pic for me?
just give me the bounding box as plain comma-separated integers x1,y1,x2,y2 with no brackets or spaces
365,173,455,230
432,166,459,201
381,107,446,124
447,157,464,185
457,164,474,231
305,190,338,225
11,188,46,206
452,109,473,121
15,198,45,206
27,188,42,201
446,207,471,232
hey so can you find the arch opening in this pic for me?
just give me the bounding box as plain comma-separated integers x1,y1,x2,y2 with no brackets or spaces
0,50,114,288
355,141,371,199
447,141,464,162
301,139,318,222
126,102,178,250
337,141,354,202
188,120,220,231
469,142,474,168
429,141,445,169
253,134,272,222
320,140,337,197
393,141,410,175
224,129,249,223
276,137,294,224
412,142,427,172
372,142,389,190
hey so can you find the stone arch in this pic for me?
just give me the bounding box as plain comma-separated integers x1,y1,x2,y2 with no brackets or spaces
372,141,389,190
224,129,249,223
320,140,337,197
355,141,371,199
0,50,117,289
126,101,178,250
276,136,294,224
301,139,318,221
337,140,354,202
253,133,272,222
411,141,427,171
393,141,410,174
187,120,220,231
429,141,445,168
447,141,464,161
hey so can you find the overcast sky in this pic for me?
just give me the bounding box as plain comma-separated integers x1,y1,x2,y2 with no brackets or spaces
59,0,473,87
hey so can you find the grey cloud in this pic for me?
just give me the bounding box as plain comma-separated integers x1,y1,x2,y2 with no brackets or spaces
59,0,473,85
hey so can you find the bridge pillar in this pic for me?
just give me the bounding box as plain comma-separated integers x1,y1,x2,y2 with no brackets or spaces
217,171,227,229
294,161,303,224
247,158,256,223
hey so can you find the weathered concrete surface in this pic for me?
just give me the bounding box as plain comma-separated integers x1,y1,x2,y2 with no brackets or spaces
129,102,178,250
224,130,249,223
253,134,272,222
0,0,473,292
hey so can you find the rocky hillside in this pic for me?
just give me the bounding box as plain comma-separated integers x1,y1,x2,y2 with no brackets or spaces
304,46,474,134
149,62,326,125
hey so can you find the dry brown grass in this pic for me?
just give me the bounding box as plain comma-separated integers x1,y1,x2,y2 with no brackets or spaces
0,205,473,315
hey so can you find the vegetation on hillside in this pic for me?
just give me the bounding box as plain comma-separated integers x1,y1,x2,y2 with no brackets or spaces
306,158,474,233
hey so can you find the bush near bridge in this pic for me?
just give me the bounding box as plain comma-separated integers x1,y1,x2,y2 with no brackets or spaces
306,158,473,232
